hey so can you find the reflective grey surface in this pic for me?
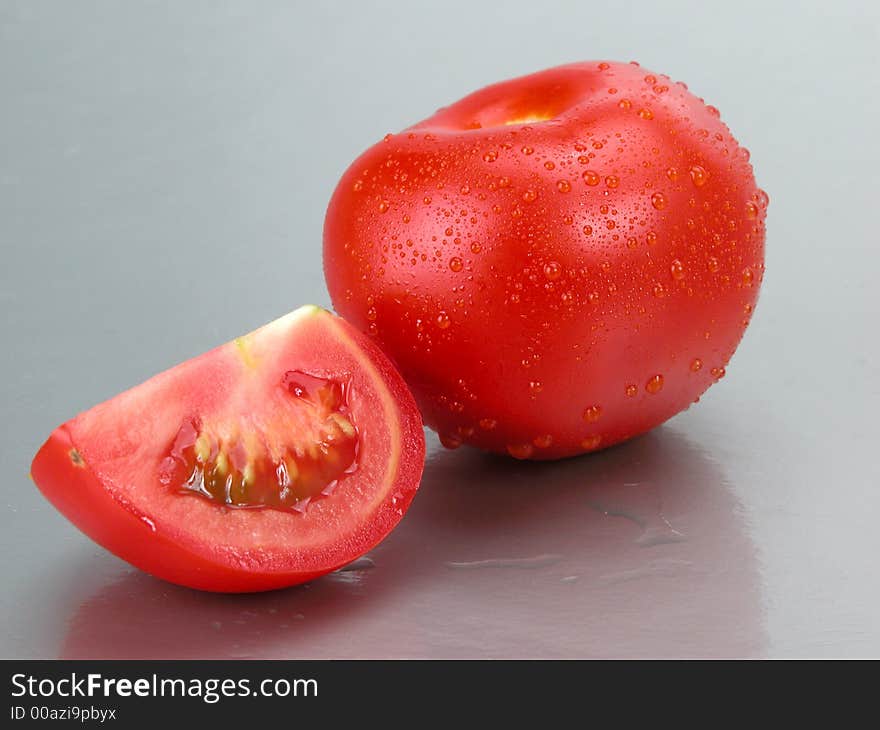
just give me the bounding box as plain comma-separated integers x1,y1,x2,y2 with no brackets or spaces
2,0,878,658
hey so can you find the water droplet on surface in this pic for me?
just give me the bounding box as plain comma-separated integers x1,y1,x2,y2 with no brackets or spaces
507,443,535,459
533,434,554,448
338,556,376,572
445,553,561,570
707,257,720,273
625,384,638,397
582,170,600,186
742,267,754,287
689,165,708,187
745,201,758,219
544,160,556,170
378,200,390,213
638,108,654,120
618,99,632,110
605,175,619,188
651,192,667,210
589,482,687,548
522,189,537,203
436,311,451,329
543,261,562,280
690,358,703,372
580,434,602,450
666,167,678,182
645,374,664,394
521,145,534,155
670,259,685,280
478,418,497,431
583,405,602,423
710,366,726,381
529,380,543,395
556,179,572,193
482,150,498,162
449,256,463,272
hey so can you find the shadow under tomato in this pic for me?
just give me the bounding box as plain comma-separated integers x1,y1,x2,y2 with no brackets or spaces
59,425,764,658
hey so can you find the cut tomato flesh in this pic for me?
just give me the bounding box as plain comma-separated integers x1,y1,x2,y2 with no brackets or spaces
31,306,425,592
160,370,359,510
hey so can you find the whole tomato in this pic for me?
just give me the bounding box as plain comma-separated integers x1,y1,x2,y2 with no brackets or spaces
323,61,767,459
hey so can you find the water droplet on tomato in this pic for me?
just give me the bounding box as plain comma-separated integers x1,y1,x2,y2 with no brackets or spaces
670,259,685,280
556,179,572,193
625,384,638,397
507,443,534,459
689,165,708,187
436,311,451,329
583,170,600,186
645,374,664,394
533,434,554,448
690,358,703,372
583,405,602,423
651,192,667,210
581,435,602,450
449,257,463,272
543,261,562,280
605,175,619,188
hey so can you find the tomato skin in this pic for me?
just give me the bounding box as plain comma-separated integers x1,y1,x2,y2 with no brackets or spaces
31,307,425,592
324,61,767,459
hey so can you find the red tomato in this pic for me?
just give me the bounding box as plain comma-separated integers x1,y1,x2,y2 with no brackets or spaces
324,61,767,459
31,306,425,592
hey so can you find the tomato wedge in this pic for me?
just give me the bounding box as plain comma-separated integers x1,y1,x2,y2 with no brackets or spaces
31,305,425,592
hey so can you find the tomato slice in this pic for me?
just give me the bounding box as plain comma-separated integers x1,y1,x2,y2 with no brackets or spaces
31,305,425,592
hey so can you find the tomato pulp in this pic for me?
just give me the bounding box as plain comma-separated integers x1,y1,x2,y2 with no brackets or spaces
324,61,767,459
31,306,425,592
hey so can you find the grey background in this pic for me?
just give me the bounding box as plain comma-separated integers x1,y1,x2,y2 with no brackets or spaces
1,0,878,657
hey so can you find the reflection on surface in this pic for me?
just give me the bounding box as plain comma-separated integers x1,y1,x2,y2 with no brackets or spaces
60,427,764,658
